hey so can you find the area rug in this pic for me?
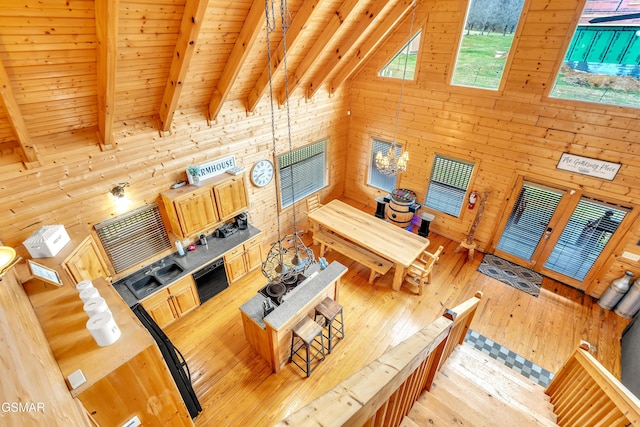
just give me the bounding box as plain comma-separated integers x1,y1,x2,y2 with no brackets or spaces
478,254,542,297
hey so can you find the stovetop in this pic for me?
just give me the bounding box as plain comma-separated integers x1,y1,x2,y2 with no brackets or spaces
258,274,307,307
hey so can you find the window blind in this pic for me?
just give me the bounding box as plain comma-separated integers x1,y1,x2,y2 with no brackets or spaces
368,139,399,192
278,140,327,208
424,155,474,217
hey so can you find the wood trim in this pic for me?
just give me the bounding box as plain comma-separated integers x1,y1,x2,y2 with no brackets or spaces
159,0,209,131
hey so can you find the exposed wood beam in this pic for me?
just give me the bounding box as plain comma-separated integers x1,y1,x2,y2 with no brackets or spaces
306,0,395,100
0,59,41,168
278,0,361,105
331,0,416,94
208,0,265,122
95,0,119,150
159,0,209,132
245,0,322,114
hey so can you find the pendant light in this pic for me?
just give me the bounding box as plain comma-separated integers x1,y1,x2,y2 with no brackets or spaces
374,0,416,176
261,0,315,284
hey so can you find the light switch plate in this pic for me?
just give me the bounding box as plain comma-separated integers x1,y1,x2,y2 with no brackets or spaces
68,369,86,389
621,251,640,262
122,415,141,427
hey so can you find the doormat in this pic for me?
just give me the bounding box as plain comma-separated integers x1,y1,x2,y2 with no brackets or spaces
478,254,542,297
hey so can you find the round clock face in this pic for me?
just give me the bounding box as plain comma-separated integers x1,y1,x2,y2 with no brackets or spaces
251,160,274,187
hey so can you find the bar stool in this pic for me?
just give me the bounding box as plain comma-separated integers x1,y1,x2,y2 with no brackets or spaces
290,316,326,377
314,297,344,353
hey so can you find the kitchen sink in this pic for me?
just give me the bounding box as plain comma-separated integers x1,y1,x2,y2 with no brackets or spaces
125,275,163,299
155,262,184,282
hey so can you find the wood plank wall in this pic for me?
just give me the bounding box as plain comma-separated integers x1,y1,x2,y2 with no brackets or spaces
0,91,348,275
345,0,640,297
0,269,88,426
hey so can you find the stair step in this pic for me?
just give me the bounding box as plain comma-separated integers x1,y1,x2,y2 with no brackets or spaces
429,365,557,426
404,393,470,426
451,344,556,420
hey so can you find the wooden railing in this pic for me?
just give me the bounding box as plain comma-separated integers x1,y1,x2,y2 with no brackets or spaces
274,291,483,427
546,342,640,426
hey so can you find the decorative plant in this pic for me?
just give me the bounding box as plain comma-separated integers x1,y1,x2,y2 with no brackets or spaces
187,165,200,177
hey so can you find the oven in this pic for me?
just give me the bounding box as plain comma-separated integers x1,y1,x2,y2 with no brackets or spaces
192,258,228,304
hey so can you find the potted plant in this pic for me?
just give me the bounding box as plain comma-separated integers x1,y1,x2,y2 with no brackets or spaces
187,165,201,186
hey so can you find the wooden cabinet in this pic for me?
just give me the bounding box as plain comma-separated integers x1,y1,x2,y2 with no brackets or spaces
161,173,249,239
214,175,248,218
224,233,263,284
141,275,200,328
62,235,110,284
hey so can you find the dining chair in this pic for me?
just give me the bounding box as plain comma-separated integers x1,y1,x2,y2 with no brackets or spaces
306,194,322,213
404,245,444,295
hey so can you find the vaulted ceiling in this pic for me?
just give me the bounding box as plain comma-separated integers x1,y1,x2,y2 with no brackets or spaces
0,0,416,168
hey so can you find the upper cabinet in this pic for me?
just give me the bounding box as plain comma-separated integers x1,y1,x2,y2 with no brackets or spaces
63,235,111,285
161,173,249,239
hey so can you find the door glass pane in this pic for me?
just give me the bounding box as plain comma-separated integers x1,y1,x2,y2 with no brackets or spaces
544,198,629,281
496,183,563,261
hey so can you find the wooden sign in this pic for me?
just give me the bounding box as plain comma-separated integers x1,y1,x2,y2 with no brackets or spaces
186,155,237,184
557,153,620,181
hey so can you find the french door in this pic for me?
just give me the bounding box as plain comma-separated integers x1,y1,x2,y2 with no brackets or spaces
492,178,632,290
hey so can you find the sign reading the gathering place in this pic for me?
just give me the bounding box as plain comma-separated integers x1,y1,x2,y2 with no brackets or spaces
556,153,620,181
186,155,237,184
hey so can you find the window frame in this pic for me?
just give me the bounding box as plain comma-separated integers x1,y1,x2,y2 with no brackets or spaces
367,138,401,192
424,153,477,218
378,29,422,81
276,139,328,210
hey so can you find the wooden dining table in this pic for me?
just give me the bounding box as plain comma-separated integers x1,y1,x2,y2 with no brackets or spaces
308,199,430,291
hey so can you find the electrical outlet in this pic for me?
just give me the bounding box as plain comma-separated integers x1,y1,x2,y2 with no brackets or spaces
67,370,86,390
621,251,640,262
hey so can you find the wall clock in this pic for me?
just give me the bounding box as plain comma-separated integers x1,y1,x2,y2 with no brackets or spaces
250,159,274,187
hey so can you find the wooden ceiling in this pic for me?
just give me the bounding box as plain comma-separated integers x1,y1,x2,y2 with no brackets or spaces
0,0,416,168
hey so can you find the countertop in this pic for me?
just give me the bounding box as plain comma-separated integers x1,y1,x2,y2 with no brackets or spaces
239,261,347,330
112,224,262,306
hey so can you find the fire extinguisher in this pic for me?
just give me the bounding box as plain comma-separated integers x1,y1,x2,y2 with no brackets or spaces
468,191,478,209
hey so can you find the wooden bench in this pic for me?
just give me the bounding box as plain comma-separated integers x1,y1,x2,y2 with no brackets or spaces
313,229,393,284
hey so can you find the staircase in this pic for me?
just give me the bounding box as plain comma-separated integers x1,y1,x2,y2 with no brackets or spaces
401,344,557,426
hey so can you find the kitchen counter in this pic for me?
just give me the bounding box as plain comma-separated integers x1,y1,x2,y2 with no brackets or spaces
239,261,347,372
112,224,262,306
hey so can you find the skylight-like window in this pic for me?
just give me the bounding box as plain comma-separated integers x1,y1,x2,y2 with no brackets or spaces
549,0,640,109
452,0,525,90
379,31,421,80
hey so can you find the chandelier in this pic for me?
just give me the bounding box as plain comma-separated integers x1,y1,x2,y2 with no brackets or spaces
261,0,315,283
374,1,416,176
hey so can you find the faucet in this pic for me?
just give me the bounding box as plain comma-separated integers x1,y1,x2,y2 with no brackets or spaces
144,259,165,275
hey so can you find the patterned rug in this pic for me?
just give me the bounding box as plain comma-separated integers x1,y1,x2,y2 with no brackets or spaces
478,254,542,297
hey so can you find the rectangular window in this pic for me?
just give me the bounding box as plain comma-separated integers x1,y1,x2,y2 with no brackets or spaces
368,139,399,192
278,140,327,208
452,0,525,90
94,202,171,273
425,155,474,217
550,0,640,109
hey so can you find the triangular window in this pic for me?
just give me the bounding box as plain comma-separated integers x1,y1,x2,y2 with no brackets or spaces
379,30,421,80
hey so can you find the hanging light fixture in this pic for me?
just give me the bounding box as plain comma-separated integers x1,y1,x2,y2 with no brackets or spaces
261,0,315,284
374,1,416,176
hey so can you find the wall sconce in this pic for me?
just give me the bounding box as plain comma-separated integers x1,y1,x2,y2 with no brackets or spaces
110,182,129,199
0,246,21,280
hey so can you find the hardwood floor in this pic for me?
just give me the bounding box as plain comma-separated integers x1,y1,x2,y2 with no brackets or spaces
164,199,629,427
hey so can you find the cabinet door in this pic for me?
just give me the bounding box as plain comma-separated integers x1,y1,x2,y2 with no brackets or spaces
169,276,200,317
214,177,248,219
175,188,218,236
244,239,263,272
63,236,110,284
225,247,248,284
141,289,176,328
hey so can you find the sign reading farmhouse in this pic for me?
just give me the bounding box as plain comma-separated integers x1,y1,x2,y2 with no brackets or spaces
186,155,236,184
557,153,620,181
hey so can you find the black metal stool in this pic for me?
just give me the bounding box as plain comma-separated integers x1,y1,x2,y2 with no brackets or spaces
290,316,326,377
314,297,344,353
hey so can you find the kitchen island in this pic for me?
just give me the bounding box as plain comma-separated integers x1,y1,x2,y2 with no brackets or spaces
239,261,347,373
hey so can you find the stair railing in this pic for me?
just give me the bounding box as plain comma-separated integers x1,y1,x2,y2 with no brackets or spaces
274,291,483,427
545,341,640,426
